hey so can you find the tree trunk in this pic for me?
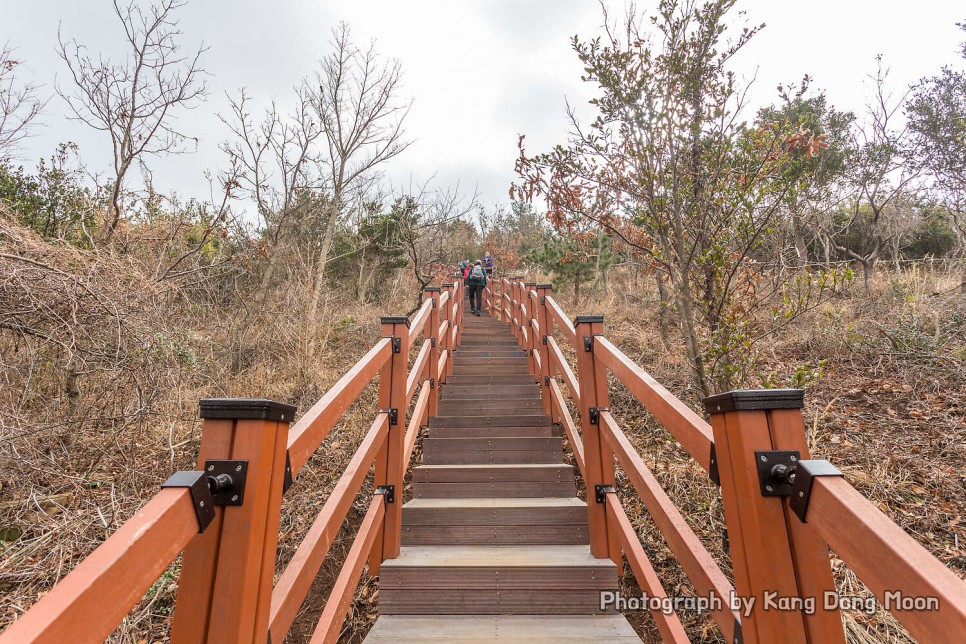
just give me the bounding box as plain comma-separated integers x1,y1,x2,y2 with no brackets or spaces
654,270,673,352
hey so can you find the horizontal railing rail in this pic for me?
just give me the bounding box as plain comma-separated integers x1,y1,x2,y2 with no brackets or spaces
483,276,966,644
1,281,463,644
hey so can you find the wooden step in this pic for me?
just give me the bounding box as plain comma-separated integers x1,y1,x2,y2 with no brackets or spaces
378,545,618,615
440,384,538,399
413,481,575,498
402,497,586,524
443,375,537,386
428,425,552,438
455,350,525,358
365,616,640,642
438,398,542,411
454,357,529,366
422,448,563,465
413,464,575,484
429,415,551,428
364,615,641,644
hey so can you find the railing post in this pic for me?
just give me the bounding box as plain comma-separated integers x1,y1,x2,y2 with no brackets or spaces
524,282,537,378
573,316,620,567
535,284,554,420
500,277,509,323
704,389,843,644
370,317,410,572
425,287,441,418
170,398,295,644
512,278,523,345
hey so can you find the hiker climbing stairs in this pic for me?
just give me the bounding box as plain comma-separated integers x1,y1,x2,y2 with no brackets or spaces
366,313,639,641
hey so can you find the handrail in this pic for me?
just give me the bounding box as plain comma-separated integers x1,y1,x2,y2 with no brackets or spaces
549,378,583,474
0,488,201,642
602,493,690,643
600,411,740,640
406,339,431,402
408,297,433,342
806,476,966,642
544,296,576,348
288,338,394,474
595,336,715,474
270,413,389,638
547,336,580,404
308,495,385,644
405,381,432,463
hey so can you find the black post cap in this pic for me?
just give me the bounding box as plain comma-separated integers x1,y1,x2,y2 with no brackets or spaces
573,314,605,326
424,286,441,292
441,282,455,287
703,389,805,414
200,398,297,422
536,284,553,289
380,315,411,327
524,281,537,287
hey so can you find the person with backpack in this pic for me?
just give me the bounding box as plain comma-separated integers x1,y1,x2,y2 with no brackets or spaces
466,259,487,316
462,260,472,298
482,251,495,275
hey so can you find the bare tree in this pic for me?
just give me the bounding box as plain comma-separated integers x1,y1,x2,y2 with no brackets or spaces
307,22,411,320
832,60,921,294
0,42,46,157
57,0,207,243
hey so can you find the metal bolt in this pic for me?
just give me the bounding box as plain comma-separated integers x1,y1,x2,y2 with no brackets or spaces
765,485,774,493
235,464,243,472
789,455,798,462
199,500,206,507
231,494,239,502
759,454,767,462
798,491,805,498
207,465,215,471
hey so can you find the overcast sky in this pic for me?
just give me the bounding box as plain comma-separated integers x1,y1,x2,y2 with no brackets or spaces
5,0,965,214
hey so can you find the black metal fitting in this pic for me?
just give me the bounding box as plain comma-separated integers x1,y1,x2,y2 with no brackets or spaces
203,460,249,506
430,337,436,347
573,314,604,326
430,377,436,389
789,459,843,522
162,470,215,532
703,389,804,414
380,315,411,328
383,336,402,353
544,376,551,386
583,336,594,352
732,619,743,644
755,450,800,497
200,398,296,422
283,451,294,493
588,407,608,424
708,443,720,486
529,348,534,356
540,295,546,305
375,484,395,503
542,334,548,345
381,408,399,425
595,484,616,503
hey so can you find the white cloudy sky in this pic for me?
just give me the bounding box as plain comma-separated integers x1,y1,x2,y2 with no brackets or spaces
5,0,965,212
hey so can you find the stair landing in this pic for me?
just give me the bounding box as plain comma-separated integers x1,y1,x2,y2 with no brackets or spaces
366,313,638,641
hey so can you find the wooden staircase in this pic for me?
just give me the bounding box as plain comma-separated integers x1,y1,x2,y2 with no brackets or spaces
367,313,639,641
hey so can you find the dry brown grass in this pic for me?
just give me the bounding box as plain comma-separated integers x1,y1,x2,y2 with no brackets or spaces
544,266,965,643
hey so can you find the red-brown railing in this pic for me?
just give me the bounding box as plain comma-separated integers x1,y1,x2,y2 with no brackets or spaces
484,275,966,644
0,281,464,644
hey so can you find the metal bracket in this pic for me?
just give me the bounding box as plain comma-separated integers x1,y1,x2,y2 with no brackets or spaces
204,460,249,506
755,450,800,497
708,442,720,486
588,407,608,425
583,335,594,352
529,348,534,356
540,295,546,305
380,408,399,425
162,471,215,533
375,484,395,503
542,334,548,345
283,451,294,493
789,460,843,522
429,377,436,389
384,336,401,353
430,337,436,347
544,376,551,386
595,484,616,503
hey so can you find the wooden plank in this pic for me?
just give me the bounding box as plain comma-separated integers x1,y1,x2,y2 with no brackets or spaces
604,494,690,643
595,336,713,474
365,615,640,642
600,411,740,642
405,381,431,463
808,476,966,642
440,384,538,398
422,450,563,465
423,437,558,451
412,464,574,483
428,426,553,438
402,497,587,524
309,497,385,644
402,524,588,545
405,339,432,402
0,489,199,644
412,481,576,498
428,415,551,428
547,337,580,405
287,338,392,474
407,297,433,342
379,590,615,615
544,296,577,348
550,379,584,476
